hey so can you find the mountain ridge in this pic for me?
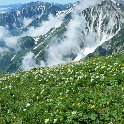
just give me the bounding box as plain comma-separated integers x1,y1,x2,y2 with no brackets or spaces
0,0,124,73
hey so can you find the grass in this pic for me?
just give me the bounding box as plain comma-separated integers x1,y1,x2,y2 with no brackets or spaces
0,53,124,124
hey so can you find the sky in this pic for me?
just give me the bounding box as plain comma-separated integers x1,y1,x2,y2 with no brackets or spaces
0,0,77,6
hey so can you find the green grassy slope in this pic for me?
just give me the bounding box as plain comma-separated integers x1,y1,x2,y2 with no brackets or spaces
0,53,124,124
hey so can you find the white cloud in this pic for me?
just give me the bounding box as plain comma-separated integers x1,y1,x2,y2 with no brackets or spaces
20,52,39,70
0,26,9,38
45,0,101,66
0,7,9,14
0,47,9,55
46,14,85,66
4,36,19,49
20,51,46,70
23,18,33,28
24,14,63,37
1,0,119,71
0,26,20,50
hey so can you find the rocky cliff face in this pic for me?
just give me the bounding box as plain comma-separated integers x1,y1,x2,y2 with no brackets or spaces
74,0,124,60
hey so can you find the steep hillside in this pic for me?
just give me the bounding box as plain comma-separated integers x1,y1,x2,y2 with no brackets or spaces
1,53,124,123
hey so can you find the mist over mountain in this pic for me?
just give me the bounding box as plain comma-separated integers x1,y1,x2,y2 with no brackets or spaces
0,0,124,73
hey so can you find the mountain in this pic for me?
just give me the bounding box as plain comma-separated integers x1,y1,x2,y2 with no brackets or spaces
0,1,74,73
1,53,124,123
0,0,124,73
0,2,73,33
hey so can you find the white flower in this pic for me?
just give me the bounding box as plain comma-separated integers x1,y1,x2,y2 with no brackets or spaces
26,103,30,107
9,84,12,89
72,111,77,115
101,66,105,69
96,76,99,79
40,89,44,94
53,119,57,123
7,110,10,113
91,78,94,82
45,118,49,124
23,109,26,111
